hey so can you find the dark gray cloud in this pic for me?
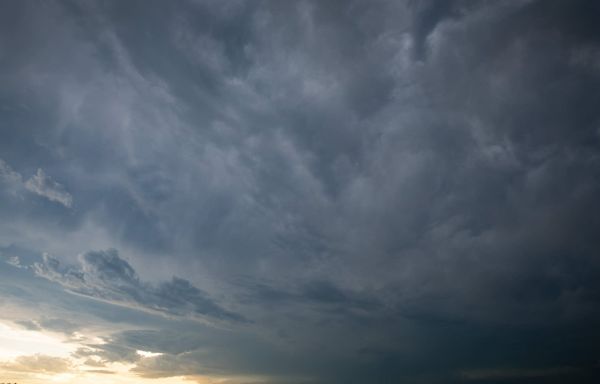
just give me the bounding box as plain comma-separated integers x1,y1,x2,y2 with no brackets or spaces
14,318,78,335
33,249,244,322
14,319,42,331
1,0,600,383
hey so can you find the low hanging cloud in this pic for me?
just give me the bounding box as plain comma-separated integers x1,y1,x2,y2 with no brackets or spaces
33,249,244,322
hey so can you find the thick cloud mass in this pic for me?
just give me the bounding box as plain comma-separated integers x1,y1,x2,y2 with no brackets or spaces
1,0,600,383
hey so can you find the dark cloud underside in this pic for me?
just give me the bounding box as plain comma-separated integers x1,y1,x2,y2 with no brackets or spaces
1,0,600,383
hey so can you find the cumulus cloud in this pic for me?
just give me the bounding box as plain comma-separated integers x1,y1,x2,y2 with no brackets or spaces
33,249,244,322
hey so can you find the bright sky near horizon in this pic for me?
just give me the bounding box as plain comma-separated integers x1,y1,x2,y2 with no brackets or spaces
0,322,235,384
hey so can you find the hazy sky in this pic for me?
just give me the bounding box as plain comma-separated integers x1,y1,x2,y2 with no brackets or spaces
1,1,600,383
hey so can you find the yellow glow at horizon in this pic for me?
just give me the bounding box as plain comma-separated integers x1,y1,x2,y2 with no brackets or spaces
0,322,74,359
48,373,75,382
0,322,246,384
15,371,198,384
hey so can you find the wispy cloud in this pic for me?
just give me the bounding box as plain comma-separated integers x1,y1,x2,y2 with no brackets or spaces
0,158,23,191
33,249,244,322
0,158,72,207
25,168,73,208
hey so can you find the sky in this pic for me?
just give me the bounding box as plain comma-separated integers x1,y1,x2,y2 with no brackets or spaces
0,0,600,383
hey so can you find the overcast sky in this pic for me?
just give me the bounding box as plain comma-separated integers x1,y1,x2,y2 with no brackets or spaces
1,0,600,383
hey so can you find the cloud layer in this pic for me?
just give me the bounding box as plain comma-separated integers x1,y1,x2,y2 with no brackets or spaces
1,0,600,383
33,249,244,322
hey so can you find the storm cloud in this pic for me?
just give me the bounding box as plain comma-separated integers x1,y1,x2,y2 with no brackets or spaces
1,0,600,383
